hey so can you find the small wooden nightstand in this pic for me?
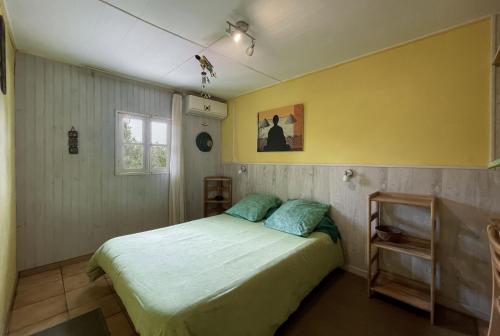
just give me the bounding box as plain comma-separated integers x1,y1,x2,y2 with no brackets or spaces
204,176,232,217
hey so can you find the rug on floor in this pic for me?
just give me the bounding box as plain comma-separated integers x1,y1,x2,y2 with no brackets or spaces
33,309,110,336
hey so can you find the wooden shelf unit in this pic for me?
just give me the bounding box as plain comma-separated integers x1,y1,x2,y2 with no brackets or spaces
494,47,500,66
371,193,433,208
204,176,232,217
371,270,431,312
371,235,431,260
367,191,437,324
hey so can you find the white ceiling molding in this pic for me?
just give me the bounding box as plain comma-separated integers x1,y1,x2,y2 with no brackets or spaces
6,0,500,99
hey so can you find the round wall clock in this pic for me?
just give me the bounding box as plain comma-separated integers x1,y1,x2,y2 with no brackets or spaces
196,132,213,152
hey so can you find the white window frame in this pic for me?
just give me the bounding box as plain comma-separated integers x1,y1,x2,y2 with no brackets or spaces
115,110,170,175
149,117,170,174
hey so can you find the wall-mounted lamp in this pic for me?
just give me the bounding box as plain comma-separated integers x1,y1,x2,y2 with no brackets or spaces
238,165,248,174
226,21,256,56
343,169,354,182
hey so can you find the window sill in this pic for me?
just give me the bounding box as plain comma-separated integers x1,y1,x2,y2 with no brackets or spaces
115,171,170,176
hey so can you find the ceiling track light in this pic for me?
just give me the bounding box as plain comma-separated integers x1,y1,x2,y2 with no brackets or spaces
226,20,256,56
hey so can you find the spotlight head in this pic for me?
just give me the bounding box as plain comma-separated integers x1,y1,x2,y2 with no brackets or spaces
226,20,256,54
246,40,255,56
245,45,254,56
235,21,249,32
227,20,250,43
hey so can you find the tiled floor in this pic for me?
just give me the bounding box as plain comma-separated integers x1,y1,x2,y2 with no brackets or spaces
7,256,137,336
8,257,489,336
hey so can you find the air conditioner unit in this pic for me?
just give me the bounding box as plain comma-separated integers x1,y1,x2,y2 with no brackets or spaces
184,95,227,120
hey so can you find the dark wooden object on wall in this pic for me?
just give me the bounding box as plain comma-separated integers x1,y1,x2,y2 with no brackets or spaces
204,176,232,217
68,126,78,154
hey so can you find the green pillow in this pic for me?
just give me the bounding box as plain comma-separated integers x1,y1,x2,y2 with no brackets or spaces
225,194,282,222
264,199,329,237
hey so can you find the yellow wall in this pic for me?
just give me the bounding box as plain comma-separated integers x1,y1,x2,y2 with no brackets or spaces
0,3,16,334
222,19,491,167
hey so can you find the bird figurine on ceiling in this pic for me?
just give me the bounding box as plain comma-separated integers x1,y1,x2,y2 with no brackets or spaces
201,71,209,85
195,54,216,78
200,71,211,98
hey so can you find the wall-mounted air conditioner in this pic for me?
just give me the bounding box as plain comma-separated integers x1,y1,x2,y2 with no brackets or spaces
184,95,227,120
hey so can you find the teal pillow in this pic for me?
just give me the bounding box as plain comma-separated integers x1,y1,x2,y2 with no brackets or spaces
265,199,329,237
225,194,282,222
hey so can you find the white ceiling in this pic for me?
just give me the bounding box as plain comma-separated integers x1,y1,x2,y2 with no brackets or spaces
5,0,500,99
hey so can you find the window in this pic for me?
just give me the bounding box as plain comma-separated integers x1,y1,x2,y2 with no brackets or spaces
115,111,169,175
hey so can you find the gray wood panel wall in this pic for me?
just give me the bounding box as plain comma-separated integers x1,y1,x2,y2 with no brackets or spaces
15,53,172,270
221,163,500,319
183,114,221,220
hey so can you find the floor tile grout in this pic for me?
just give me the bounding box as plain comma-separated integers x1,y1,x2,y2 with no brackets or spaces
60,266,71,314
8,305,68,334
12,257,139,335
8,312,66,335
12,270,66,314
12,295,62,312
7,259,118,335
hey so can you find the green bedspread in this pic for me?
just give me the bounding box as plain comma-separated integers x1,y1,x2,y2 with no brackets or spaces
87,214,344,336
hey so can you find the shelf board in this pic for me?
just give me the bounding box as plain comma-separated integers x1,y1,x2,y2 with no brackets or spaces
206,199,231,204
206,186,221,192
204,176,231,181
372,234,432,260
205,204,229,215
371,270,431,312
494,47,500,66
370,192,435,208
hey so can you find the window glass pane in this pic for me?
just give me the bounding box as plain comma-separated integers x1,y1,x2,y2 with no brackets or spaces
123,144,144,169
122,117,143,143
151,145,168,169
151,121,167,145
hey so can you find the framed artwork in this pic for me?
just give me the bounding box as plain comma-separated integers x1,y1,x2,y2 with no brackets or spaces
257,104,304,152
0,15,6,95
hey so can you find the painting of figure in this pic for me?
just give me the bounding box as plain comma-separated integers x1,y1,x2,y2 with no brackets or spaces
257,104,304,152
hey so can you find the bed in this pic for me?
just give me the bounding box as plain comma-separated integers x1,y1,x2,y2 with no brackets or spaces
87,214,344,336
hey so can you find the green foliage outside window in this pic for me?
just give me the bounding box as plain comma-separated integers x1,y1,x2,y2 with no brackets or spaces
123,121,168,170
151,146,167,169
123,121,143,169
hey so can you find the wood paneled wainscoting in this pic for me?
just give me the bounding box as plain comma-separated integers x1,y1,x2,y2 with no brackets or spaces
221,163,500,320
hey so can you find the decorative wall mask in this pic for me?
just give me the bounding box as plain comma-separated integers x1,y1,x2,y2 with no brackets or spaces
196,132,213,152
68,126,78,154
